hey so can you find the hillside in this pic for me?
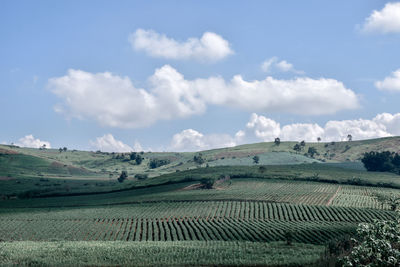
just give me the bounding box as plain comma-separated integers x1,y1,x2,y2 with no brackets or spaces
2,136,400,179
1,137,400,266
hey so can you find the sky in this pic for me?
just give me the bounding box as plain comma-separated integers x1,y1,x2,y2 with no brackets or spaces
1,0,400,152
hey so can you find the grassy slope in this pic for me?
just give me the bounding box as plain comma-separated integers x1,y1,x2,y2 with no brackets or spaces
1,136,400,181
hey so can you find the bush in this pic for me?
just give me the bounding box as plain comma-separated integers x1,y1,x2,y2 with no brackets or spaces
252,155,260,164
118,171,128,183
200,178,215,189
342,212,400,266
194,153,205,165
149,158,170,169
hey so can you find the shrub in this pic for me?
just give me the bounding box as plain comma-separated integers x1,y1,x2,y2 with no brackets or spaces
342,212,400,266
118,171,128,183
200,178,215,189
149,158,170,169
194,153,205,165
134,174,148,180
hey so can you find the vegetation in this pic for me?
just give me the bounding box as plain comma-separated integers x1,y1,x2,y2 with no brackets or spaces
149,158,170,169
193,153,205,164
343,211,400,266
1,137,400,265
252,155,260,164
362,151,400,174
118,171,128,183
0,241,324,266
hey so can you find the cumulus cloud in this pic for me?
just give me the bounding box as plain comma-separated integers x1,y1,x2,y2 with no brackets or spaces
49,65,359,128
167,113,400,151
375,69,400,91
169,129,240,152
89,134,135,152
361,2,400,34
129,29,233,62
244,113,400,142
261,57,304,74
15,135,51,149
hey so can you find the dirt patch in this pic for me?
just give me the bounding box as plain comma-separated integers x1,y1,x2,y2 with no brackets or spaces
0,176,15,181
51,161,65,168
179,183,203,191
0,148,18,155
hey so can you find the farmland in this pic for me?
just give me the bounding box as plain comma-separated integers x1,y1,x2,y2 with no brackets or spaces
0,138,400,266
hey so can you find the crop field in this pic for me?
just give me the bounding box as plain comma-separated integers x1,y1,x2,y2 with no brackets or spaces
2,179,398,211
1,139,400,266
0,241,325,266
0,201,395,245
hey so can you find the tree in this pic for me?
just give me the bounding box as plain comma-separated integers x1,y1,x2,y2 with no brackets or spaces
135,156,143,165
300,140,306,147
63,147,67,152
59,148,63,153
253,155,260,164
361,151,400,174
117,171,128,183
193,153,205,165
293,143,302,153
347,134,352,141
200,178,215,189
274,137,281,146
307,147,318,158
317,137,321,143
130,152,137,161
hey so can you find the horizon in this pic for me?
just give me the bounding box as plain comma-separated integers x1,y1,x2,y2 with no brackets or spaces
1,1,400,152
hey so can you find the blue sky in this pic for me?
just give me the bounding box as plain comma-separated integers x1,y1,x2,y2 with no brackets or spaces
1,0,400,152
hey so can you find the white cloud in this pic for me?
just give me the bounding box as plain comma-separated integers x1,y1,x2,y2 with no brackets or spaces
49,65,359,128
129,29,233,62
89,134,135,152
15,135,51,149
167,112,400,151
261,57,304,74
169,129,239,152
244,113,400,143
375,69,400,91
361,2,400,34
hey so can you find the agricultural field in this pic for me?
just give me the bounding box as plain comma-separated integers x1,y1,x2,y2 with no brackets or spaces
1,138,400,266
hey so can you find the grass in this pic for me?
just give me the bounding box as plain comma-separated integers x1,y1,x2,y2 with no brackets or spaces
0,241,325,266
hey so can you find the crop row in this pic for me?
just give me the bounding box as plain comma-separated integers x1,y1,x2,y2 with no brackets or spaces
0,217,357,244
1,201,394,222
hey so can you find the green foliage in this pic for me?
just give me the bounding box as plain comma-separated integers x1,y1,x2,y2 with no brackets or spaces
149,158,170,169
293,143,302,152
307,147,318,158
343,212,400,266
193,153,205,165
129,152,137,161
118,171,128,183
274,137,280,146
135,156,143,165
200,177,215,189
362,151,400,174
0,241,324,267
253,155,260,164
